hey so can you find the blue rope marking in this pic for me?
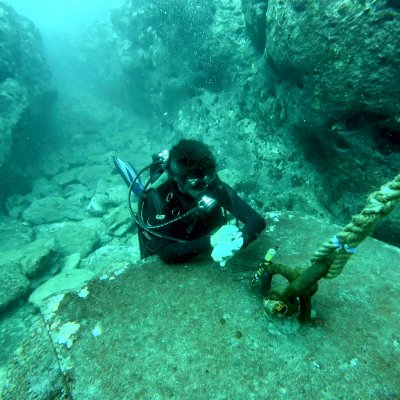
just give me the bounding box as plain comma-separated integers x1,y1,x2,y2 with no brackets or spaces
332,235,357,254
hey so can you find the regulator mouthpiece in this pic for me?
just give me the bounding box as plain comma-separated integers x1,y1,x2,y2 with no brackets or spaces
197,195,217,212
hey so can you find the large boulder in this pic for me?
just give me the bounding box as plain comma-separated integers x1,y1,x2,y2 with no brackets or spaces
0,79,28,167
240,0,400,245
0,216,34,252
80,239,140,276
0,237,61,312
241,0,268,53
263,0,400,124
3,212,400,399
29,268,95,308
34,221,100,258
0,218,32,311
0,3,56,210
0,269,30,313
71,0,255,117
109,0,218,115
22,196,87,225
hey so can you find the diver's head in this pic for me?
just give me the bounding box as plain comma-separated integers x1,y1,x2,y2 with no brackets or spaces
167,139,217,197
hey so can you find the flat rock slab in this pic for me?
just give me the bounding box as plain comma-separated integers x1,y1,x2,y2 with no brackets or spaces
3,212,400,399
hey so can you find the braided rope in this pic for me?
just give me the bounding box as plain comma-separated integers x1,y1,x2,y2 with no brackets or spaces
311,172,400,279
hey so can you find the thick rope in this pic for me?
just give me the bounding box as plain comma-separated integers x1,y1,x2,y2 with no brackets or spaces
311,172,400,279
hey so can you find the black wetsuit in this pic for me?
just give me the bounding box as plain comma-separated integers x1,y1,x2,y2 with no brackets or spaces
137,176,266,264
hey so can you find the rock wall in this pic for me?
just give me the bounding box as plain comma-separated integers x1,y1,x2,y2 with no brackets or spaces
0,3,56,210
264,0,400,125
241,0,268,53
106,0,400,245
109,0,223,116
240,0,400,245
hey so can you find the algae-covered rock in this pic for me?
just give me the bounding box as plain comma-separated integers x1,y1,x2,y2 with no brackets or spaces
29,268,95,308
19,239,60,280
239,0,400,245
86,0,222,114
0,216,34,252
264,0,400,122
80,241,140,276
54,223,100,257
63,253,82,271
106,184,127,206
50,168,79,188
0,238,59,277
2,318,67,399
0,269,30,312
5,193,32,219
103,203,134,237
3,212,399,399
0,237,62,311
33,221,100,258
0,79,28,165
0,2,56,209
86,193,109,216
241,0,268,53
22,196,87,225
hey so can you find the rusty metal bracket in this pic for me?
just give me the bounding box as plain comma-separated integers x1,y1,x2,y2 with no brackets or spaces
261,261,328,322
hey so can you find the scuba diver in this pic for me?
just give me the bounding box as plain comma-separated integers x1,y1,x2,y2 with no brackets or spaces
113,139,266,265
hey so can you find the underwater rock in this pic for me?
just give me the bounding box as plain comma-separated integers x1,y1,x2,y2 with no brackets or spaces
51,165,110,190
0,238,62,304
57,223,99,258
101,0,249,114
51,169,80,188
62,253,82,271
22,196,87,225
31,177,63,199
5,193,32,219
3,212,399,399
0,304,36,395
29,268,95,308
106,184,127,206
0,216,34,252
0,230,80,313
103,203,135,237
86,193,109,216
0,269,30,313
19,239,61,281
33,221,100,258
80,242,140,276
0,2,56,209
0,79,28,166
241,0,268,53
2,317,66,399
238,0,400,245
264,1,400,122
62,183,91,202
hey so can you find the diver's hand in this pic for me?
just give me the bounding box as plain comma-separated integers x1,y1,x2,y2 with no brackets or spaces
211,225,241,247
211,225,243,267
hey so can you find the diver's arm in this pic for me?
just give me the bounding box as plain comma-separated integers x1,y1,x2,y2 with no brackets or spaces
157,236,212,264
240,209,267,247
214,180,266,247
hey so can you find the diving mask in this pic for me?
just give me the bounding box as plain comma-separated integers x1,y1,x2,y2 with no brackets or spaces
181,173,216,193
169,160,216,195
